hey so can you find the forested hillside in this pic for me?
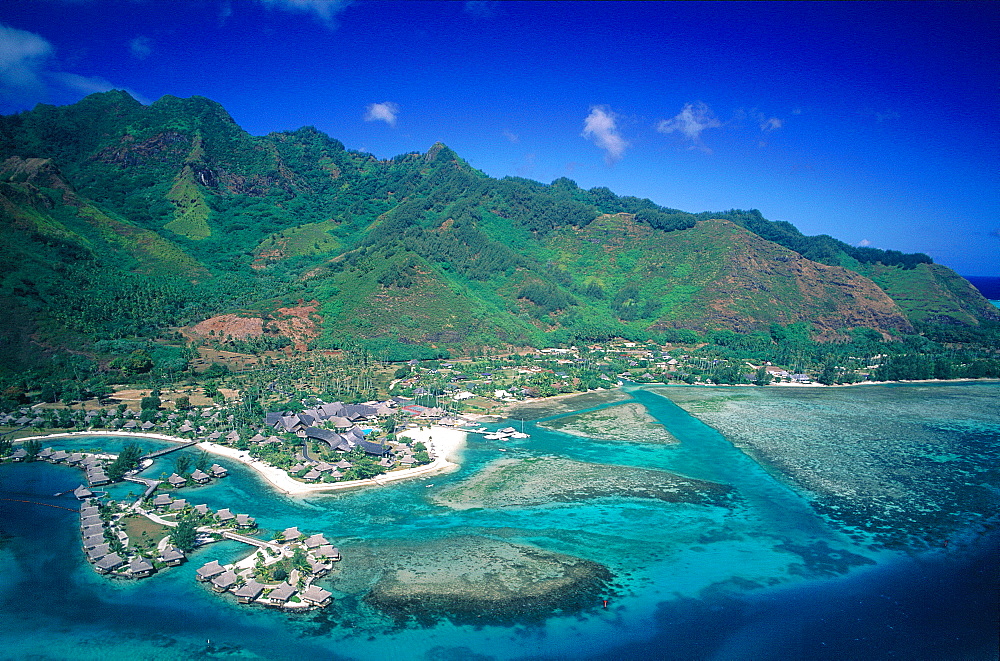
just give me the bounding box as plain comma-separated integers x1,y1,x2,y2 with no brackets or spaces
0,91,996,390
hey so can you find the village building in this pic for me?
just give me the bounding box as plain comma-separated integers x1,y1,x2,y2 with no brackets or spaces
234,579,265,603
190,469,210,484
212,570,238,592
300,585,333,607
196,560,226,582
95,553,125,574
129,557,155,578
267,582,296,606
210,464,228,478
167,473,186,488
160,547,186,566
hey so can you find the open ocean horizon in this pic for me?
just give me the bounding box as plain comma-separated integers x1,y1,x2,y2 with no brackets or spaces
2,382,997,660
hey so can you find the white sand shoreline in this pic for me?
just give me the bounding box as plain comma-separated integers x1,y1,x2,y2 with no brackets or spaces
16,427,467,496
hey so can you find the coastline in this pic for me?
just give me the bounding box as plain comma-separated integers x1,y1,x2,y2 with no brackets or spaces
15,427,467,496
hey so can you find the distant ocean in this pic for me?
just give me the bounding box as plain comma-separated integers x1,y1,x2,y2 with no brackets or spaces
965,275,1000,303
2,382,998,660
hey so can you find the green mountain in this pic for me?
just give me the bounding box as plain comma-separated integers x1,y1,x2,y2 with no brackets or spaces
0,91,996,373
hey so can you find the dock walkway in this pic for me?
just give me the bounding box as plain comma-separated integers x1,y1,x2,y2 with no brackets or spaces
140,441,197,460
221,531,281,551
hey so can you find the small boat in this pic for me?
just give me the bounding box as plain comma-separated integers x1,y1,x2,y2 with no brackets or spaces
510,432,529,439
499,427,517,434
483,433,504,440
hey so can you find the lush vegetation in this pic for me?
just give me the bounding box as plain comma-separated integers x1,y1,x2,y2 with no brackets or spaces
0,90,996,403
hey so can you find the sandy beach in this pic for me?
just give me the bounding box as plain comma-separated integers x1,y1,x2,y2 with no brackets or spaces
18,427,467,497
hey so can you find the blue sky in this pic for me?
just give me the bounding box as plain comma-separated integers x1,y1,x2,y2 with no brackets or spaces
1,1,997,275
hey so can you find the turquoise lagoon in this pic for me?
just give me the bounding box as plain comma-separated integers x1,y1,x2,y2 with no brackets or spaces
1,382,997,660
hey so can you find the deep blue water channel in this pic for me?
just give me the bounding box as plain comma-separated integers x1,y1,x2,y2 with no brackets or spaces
1,383,997,660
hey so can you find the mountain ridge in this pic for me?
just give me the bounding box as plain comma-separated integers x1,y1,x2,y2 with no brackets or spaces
0,90,996,373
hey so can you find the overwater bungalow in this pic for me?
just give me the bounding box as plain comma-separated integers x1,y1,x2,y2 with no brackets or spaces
303,533,329,549
82,524,105,538
216,508,235,524
210,464,228,478
80,515,103,529
167,473,187,488
80,505,99,518
267,582,296,606
86,543,110,560
314,545,341,561
129,557,155,578
87,471,110,486
82,534,105,550
160,547,186,566
235,514,255,529
66,453,84,466
300,584,333,607
234,579,265,603
49,450,69,463
280,526,301,542
190,469,210,484
37,447,54,460
212,570,238,592
95,553,125,574
74,485,94,500
196,560,226,582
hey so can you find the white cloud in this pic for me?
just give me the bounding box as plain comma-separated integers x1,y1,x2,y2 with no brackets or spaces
256,0,352,27
502,129,519,143
364,101,399,127
582,106,628,163
0,23,148,111
0,23,54,103
761,116,782,131
129,36,152,60
656,102,722,151
857,239,872,247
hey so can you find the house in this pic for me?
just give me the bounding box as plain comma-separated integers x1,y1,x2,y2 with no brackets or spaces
226,431,240,444
235,514,256,529
314,545,341,561
234,579,265,603
88,471,110,486
82,534,105,550
280,526,301,542
80,505,100,518
216,508,235,524
66,453,84,466
302,468,322,482
87,543,110,560
303,534,329,549
267,582,297,606
80,515,103,529
210,464,228,478
190,469,210,484
129,557,155,578
49,450,69,463
95,553,125,574
37,447,54,460
249,433,266,444
193,504,211,516
212,570,238,592
81,524,105,539
177,422,194,433
152,494,173,509
169,498,188,512
160,547,186,566
140,421,155,431
167,473,186,488
300,584,332,607
74,485,94,500
196,560,226,581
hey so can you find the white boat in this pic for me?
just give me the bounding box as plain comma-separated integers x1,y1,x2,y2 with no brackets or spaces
510,432,529,439
483,433,504,440
499,427,517,434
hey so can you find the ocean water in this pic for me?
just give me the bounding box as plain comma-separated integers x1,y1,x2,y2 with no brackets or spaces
1,383,997,660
